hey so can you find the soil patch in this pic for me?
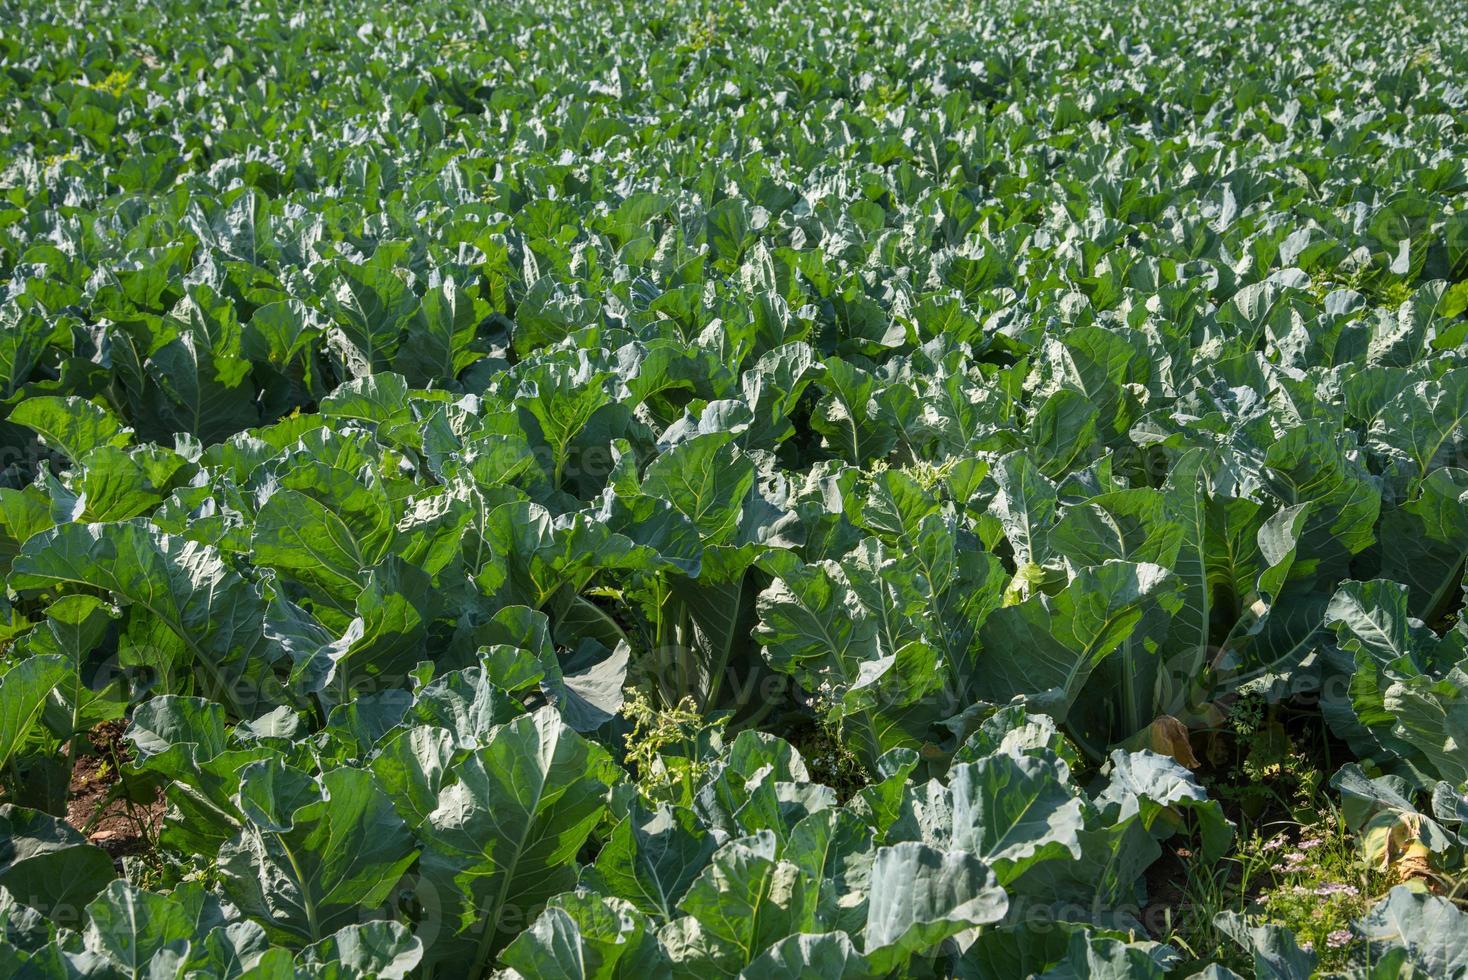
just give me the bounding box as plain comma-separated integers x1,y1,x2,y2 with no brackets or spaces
65,721,165,866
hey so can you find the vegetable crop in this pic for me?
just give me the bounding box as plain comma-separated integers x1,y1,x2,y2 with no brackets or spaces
1,0,1467,976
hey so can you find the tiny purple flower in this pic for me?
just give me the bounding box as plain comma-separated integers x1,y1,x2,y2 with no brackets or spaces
1314,883,1359,897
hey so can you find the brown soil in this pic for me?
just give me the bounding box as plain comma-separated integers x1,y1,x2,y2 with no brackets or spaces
65,720,165,865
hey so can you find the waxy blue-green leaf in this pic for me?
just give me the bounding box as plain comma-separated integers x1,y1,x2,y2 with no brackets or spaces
1215,912,1317,980
677,831,812,969
50,444,193,523
394,275,488,387
959,922,1172,980
642,433,755,546
862,841,1007,973
972,562,1184,729
810,359,897,466
987,452,1059,570
416,707,620,971
582,803,719,922
933,754,1084,885
296,921,423,980
740,932,875,980
0,805,116,917
1369,369,1468,481
1357,886,1468,979
754,554,881,723
324,256,419,375
10,523,281,716
502,891,665,980
1379,467,1468,622
147,284,261,443
218,766,419,945
10,395,132,462
1095,751,1233,862
0,655,69,774
0,487,52,577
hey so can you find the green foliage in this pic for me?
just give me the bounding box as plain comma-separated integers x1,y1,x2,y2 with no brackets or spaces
0,0,1466,974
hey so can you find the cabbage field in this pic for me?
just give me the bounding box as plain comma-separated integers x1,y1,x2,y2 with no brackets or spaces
2,0,1467,975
